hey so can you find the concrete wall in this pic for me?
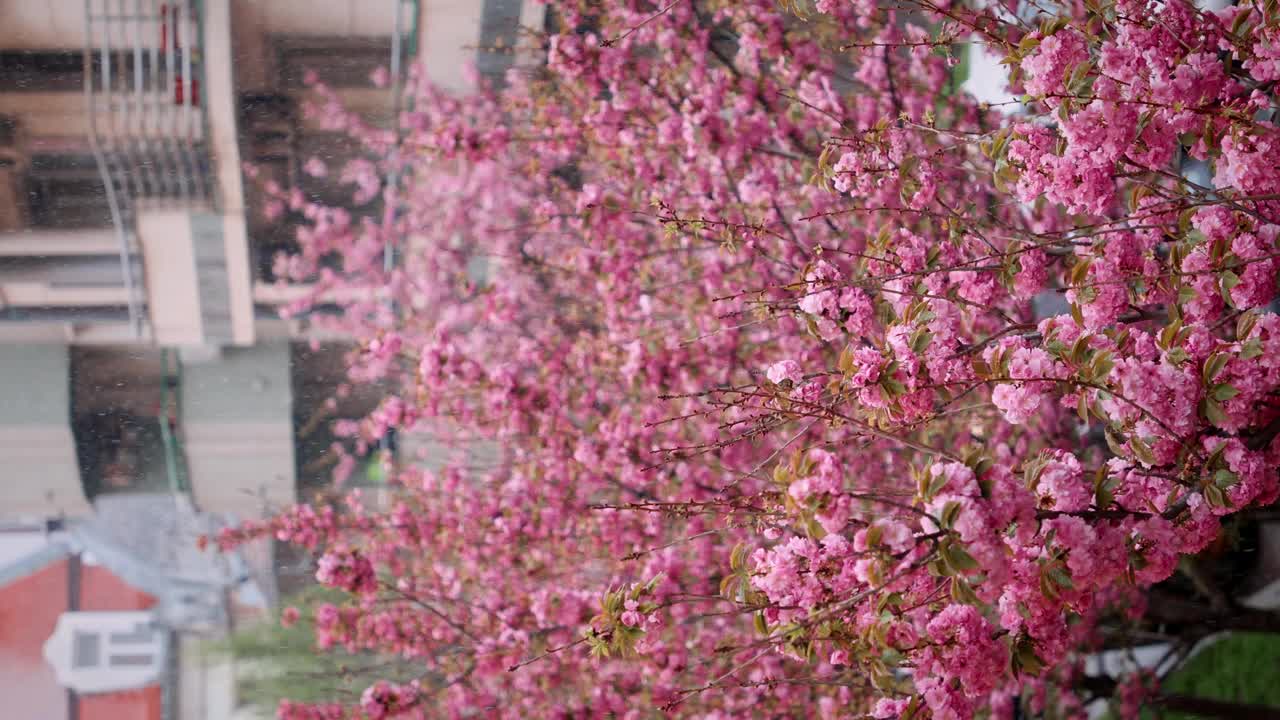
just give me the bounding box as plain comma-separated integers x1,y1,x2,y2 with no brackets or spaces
0,344,90,518
181,342,295,518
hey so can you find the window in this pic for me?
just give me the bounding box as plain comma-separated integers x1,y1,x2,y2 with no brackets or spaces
108,622,156,645
70,625,160,669
109,654,154,667
275,37,392,89
24,154,111,230
71,631,100,669
0,51,85,93
0,50,183,94
45,612,165,693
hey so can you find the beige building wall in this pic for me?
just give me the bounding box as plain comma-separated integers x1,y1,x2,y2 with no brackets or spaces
0,345,91,519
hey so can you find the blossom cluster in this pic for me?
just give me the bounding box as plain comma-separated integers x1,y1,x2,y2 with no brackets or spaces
222,0,1280,718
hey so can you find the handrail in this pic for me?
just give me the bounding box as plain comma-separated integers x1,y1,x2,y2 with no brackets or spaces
85,0,146,339
399,0,420,58
158,347,190,495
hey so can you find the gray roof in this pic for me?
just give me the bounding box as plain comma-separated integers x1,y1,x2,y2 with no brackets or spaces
67,493,246,633
0,541,71,587
71,493,241,587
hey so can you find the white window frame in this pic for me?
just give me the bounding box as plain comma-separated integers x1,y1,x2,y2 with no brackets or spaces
42,611,165,694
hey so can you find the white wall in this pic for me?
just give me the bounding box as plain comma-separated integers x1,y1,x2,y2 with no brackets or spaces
0,2,92,50
136,209,206,346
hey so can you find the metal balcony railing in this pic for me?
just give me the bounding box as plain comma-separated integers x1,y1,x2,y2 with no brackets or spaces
84,0,213,338
84,0,211,200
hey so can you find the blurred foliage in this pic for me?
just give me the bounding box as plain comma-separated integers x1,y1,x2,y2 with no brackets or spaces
208,585,422,713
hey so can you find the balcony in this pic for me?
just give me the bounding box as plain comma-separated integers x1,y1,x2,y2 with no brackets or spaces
82,0,209,342
84,0,212,202
0,2,252,346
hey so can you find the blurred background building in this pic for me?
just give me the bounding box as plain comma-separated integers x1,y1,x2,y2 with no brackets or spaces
0,1,543,718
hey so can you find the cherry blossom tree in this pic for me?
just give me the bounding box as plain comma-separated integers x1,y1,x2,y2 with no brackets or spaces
217,0,1280,717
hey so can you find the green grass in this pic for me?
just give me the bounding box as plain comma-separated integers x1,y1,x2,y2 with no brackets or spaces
1154,632,1280,717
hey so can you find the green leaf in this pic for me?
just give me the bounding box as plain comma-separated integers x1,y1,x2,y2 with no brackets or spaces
941,501,962,530
640,573,666,596
876,591,904,613
1129,436,1157,466
1039,571,1060,601
1090,350,1115,382
720,574,740,600
911,329,934,354
1203,483,1228,509
1206,441,1228,471
1232,7,1254,36
1237,311,1260,341
899,155,919,178
1014,638,1046,676
1211,384,1239,402
805,515,827,540
1069,335,1092,366
1066,61,1093,94
1104,426,1128,456
1023,453,1049,489
882,377,908,397
1096,483,1115,510
1240,338,1263,361
1159,318,1183,349
1203,353,1230,384
1219,270,1241,308
1069,256,1093,286
754,612,769,635
950,577,981,605
1135,109,1158,142
1048,566,1075,590
773,462,789,486
838,345,854,374
972,454,995,478
1202,398,1229,427
866,524,884,548
942,542,979,573
926,471,949,501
